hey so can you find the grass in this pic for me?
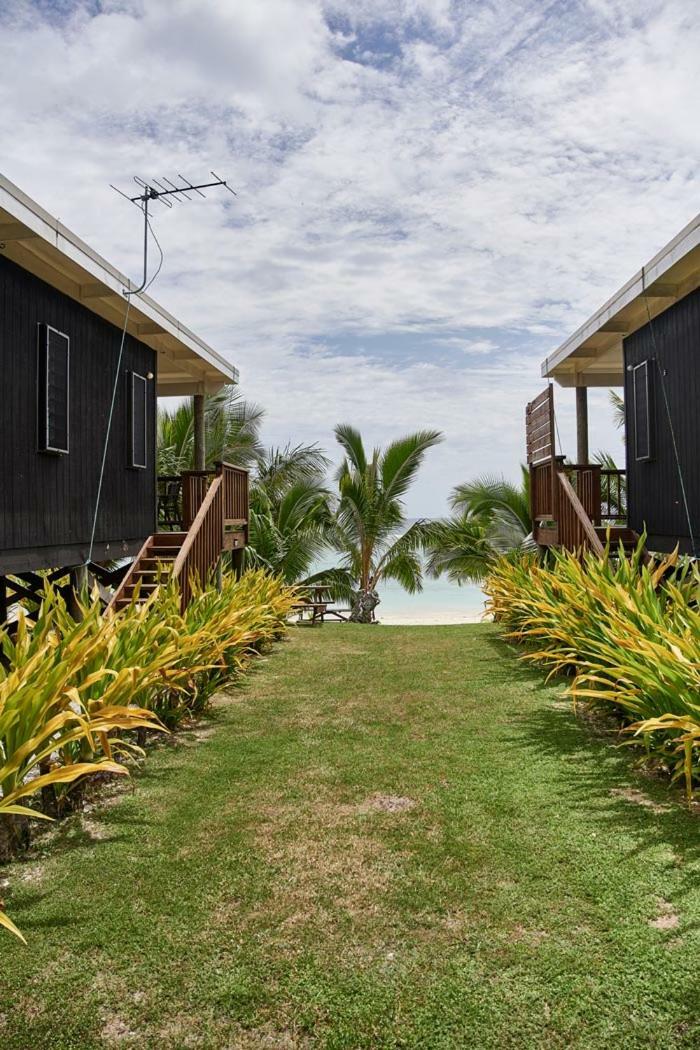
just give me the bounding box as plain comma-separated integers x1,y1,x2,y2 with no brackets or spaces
1,623,699,1049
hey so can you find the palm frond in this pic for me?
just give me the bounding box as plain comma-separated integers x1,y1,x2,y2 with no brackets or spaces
379,548,424,593
380,430,443,505
451,473,530,536
334,424,367,473
424,514,494,583
610,390,625,431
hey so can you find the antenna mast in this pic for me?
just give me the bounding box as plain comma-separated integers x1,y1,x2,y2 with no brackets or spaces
110,171,236,295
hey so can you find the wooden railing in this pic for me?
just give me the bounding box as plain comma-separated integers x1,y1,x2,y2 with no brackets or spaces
216,462,249,528
156,475,184,530
557,471,604,555
530,460,626,553
182,471,212,530
600,468,626,524
158,463,249,533
170,462,248,609
526,386,627,556
172,475,224,609
530,456,565,521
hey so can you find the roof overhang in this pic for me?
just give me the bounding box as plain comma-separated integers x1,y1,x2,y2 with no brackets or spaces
0,174,238,395
541,213,700,388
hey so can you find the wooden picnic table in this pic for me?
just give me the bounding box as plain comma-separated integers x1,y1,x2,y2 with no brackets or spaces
292,586,351,625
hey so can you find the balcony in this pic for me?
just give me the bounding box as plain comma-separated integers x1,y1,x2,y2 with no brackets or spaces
527,386,632,555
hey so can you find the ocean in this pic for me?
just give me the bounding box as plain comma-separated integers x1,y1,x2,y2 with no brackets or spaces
313,532,487,624
374,574,486,624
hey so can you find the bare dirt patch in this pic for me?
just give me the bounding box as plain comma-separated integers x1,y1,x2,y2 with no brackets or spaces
610,788,671,815
101,1013,138,1046
241,794,406,946
17,862,45,884
80,817,112,841
363,794,417,813
649,899,680,931
512,924,549,946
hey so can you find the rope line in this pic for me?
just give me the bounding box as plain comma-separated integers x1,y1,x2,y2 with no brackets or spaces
86,295,132,566
641,266,697,555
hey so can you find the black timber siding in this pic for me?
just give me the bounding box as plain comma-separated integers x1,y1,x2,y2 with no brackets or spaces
623,286,700,554
0,253,156,571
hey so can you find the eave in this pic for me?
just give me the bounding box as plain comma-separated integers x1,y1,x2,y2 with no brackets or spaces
0,174,238,395
541,213,700,388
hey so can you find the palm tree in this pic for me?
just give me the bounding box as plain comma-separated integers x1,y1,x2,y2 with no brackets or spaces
157,388,264,474
424,513,495,584
451,469,531,553
246,443,354,596
426,469,534,584
255,443,331,501
330,424,443,622
246,476,332,583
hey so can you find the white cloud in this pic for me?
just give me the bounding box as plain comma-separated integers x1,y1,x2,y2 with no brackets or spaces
0,0,697,511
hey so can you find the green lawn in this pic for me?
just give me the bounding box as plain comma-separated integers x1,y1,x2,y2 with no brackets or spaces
1,624,699,1049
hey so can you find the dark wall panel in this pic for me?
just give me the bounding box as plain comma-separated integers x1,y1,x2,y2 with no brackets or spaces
0,254,156,564
623,286,700,554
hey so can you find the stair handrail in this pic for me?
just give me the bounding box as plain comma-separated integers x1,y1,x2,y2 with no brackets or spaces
171,474,225,610
105,534,154,612
172,474,224,581
557,470,605,555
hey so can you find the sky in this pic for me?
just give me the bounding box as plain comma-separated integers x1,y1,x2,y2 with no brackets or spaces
1,0,698,514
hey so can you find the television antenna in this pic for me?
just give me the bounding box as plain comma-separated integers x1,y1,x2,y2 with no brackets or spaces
110,172,236,295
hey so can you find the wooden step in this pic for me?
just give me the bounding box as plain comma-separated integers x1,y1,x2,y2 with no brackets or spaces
152,532,187,546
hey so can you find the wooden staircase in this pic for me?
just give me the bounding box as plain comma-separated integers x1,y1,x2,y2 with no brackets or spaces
107,462,248,613
595,525,640,555
108,532,185,611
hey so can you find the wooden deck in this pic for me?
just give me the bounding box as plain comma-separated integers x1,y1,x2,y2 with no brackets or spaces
526,387,632,555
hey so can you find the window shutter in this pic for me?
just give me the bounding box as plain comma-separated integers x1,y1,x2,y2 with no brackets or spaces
128,371,148,469
37,324,70,454
633,360,652,462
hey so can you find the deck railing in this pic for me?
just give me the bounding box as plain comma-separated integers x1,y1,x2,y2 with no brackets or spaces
172,475,224,609
530,460,626,551
157,463,249,532
168,462,248,608
600,468,627,524
526,386,627,554
556,471,604,555
216,461,249,529
156,475,184,530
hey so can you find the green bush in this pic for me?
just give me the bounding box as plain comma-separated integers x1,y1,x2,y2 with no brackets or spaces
484,540,700,799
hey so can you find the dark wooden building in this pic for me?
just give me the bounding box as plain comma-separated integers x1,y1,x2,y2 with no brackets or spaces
528,214,700,556
0,175,246,614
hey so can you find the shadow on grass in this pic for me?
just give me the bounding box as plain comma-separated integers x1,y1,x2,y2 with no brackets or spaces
38,823,134,857
480,632,560,688
15,912,80,932
4,887,79,931
483,632,700,877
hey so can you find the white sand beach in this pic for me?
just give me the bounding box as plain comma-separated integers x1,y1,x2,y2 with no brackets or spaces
377,612,488,625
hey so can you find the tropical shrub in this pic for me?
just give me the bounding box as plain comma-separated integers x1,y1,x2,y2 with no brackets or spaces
484,539,700,798
0,569,295,940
